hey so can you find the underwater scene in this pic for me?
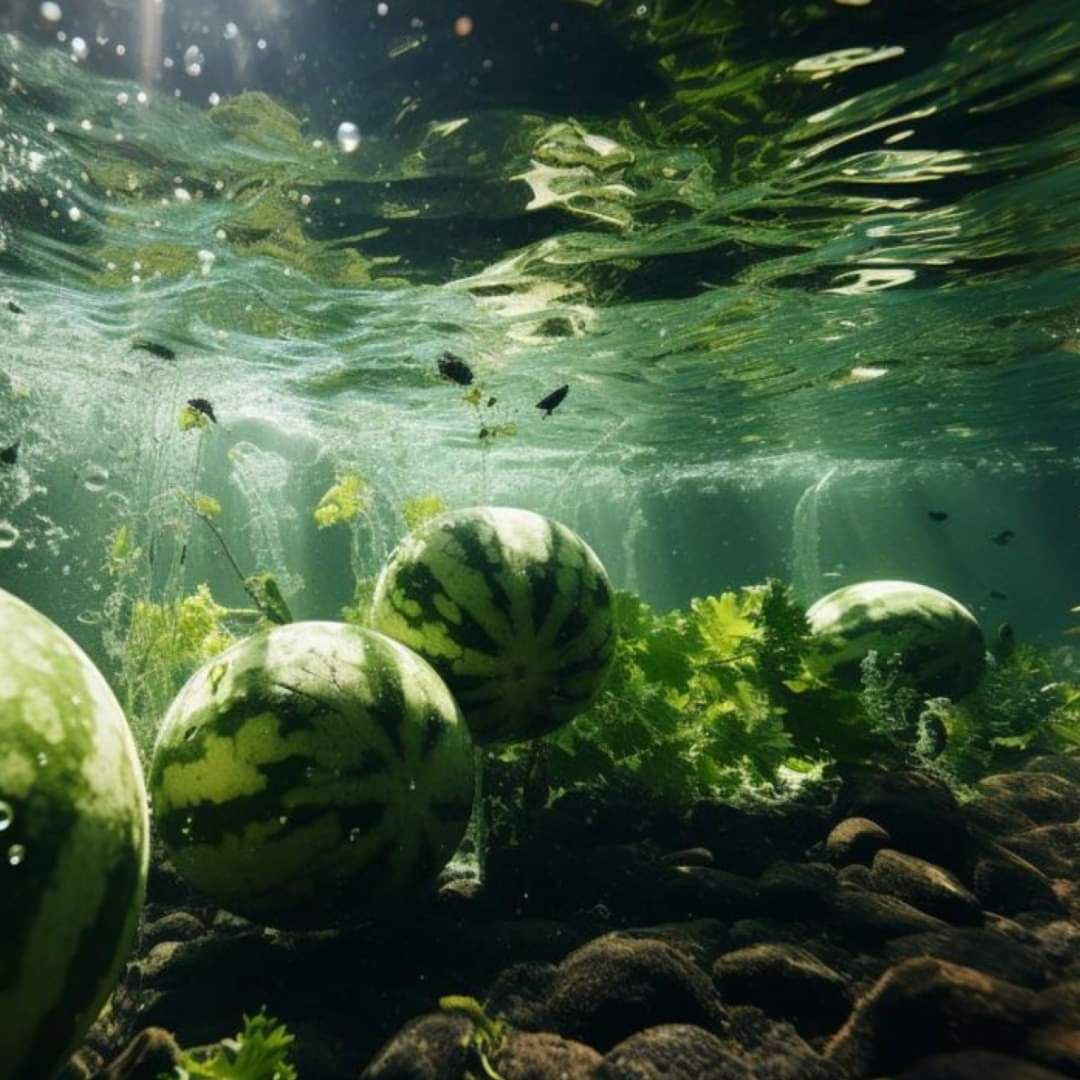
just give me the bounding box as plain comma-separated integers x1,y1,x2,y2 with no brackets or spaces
1,0,1080,1077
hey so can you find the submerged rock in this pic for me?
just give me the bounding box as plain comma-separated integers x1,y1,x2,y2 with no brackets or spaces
977,773,1080,825
359,1013,472,1080
825,818,892,867
96,1028,180,1080
599,1024,750,1079
870,850,982,925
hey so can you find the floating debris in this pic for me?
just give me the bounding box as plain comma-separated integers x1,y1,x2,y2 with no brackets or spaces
187,398,217,424
927,510,949,522
6,300,25,315
536,384,569,417
0,443,19,466
438,352,474,386
487,397,497,408
131,339,177,361
991,529,1015,546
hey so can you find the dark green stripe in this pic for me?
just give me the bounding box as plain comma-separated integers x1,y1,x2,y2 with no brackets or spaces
20,832,142,1078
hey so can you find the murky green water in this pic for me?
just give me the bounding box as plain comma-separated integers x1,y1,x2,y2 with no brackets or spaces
1,0,1079,651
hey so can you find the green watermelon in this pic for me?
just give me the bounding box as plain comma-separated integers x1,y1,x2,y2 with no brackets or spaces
149,621,474,929
805,580,986,698
370,506,616,746
0,587,149,1080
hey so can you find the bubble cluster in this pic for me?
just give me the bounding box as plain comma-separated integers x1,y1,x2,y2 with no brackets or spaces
183,44,204,77
70,36,88,61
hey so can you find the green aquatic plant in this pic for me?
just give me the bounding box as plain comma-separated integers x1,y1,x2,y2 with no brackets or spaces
313,473,371,528
438,996,507,1080
165,1009,296,1080
401,494,449,531
179,403,211,432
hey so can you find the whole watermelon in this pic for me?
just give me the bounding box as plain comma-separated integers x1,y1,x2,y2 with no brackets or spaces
150,621,474,928
370,506,616,746
0,588,149,1080
806,580,986,698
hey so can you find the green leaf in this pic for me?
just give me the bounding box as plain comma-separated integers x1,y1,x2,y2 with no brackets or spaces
166,1009,296,1080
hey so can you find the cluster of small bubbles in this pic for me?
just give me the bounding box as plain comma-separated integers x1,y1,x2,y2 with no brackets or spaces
337,121,361,153
0,801,12,831
46,120,56,133
197,249,215,275
0,521,20,549
36,752,48,768
8,844,25,868
224,21,239,40
116,91,129,106
215,227,227,241
67,206,81,221
70,36,88,61
174,187,192,202
300,193,311,207
83,464,109,492
312,138,324,149
208,92,220,106
214,179,225,192
183,44,204,77
348,827,361,843
80,118,92,131
40,2,63,22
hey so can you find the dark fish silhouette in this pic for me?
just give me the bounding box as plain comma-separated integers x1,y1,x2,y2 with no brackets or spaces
132,339,176,361
180,543,187,566
992,529,1015,546
187,398,217,423
0,442,18,466
927,511,949,522
487,397,497,408
438,352,474,386
7,300,24,315
536,384,569,417
989,590,1007,600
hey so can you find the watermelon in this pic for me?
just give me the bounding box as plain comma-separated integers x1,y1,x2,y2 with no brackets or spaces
370,506,616,746
805,580,986,698
149,621,474,928
0,587,149,1080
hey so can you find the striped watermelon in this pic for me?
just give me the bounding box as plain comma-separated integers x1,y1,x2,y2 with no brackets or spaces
0,587,149,1080
149,621,474,929
806,580,986,698
370,506,616,746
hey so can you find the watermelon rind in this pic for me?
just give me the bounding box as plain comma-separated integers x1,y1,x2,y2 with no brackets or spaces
150,621,474,929
370,506,616,746
805,579,986,698
0,587,149,1080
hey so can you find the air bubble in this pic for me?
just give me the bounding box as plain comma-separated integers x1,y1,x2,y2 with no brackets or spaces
36,752,48,767
224,22,239,40
348,827,361,843
40,2,62,22
183,45,204,77
8,844,25,867
70,36,88,60
197,249,215,275
68,206,81,222
83,464,109,491
336,121,361,153
0,522,19,550
0,801,13,831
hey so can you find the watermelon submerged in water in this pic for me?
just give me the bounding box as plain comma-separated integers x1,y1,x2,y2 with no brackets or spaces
150,621,474,929
370,506,616,746
0,588,149,1080
806,580,986,698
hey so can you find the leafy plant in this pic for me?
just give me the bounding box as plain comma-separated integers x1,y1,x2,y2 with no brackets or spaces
401,494,449,531
313,473,370,528
164,1009,296,1080
178,403,211,432
438,996,507,1080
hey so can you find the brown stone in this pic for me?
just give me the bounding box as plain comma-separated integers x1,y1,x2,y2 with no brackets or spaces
870,850,982,925
977,773,1080,825
826,818,892,867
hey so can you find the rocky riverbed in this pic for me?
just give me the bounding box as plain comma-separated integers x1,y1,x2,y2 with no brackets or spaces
64,754,1080,1080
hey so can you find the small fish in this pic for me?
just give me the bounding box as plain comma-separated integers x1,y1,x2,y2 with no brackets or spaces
989,590,1007,600
179,542,187,566
0,442,18,466
6,300,25,315
437,352,474,386
487,397,497,408
992,529,1015,546
927,510,949,522
187,398,217,423
536,384,569,418
131,339,176,361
